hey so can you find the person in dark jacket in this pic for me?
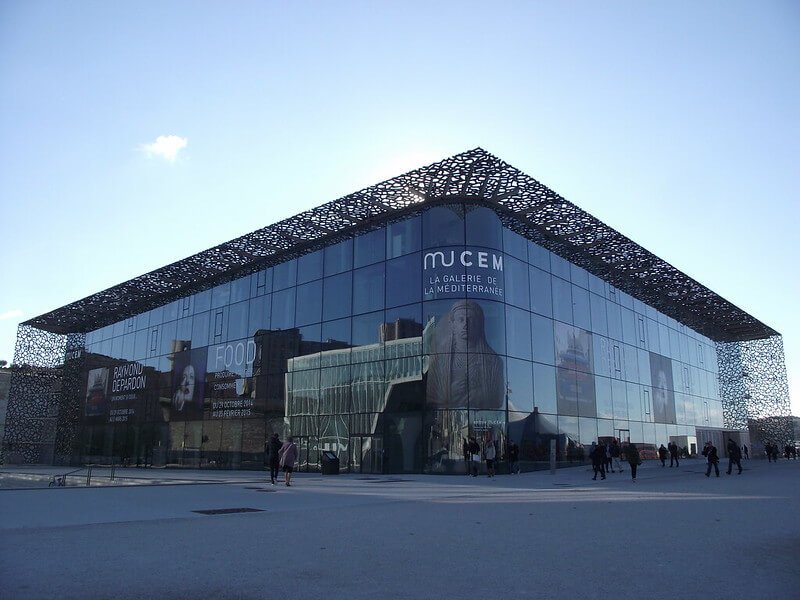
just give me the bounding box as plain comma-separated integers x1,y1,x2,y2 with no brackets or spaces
668,441,680,467
703,441,720,477
658,444,668,467
267,433,282,485
743,444,749,459
591,441,606,480
624,442,641,482
468,437,480,477
726,439,743,475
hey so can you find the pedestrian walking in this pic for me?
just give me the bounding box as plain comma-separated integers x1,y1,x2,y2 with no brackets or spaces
591,441,606,480
742,444,749,459
468,437,480,477
624,442,641,483
702,441,720,477
266,432,281,485
278,436,299,486
604,442,613,473
668,441,680,467
726,438,742,475
485,437,497,478
463,438,471,476
658,444,668,467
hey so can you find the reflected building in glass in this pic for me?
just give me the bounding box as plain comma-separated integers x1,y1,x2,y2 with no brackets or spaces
4,149,791,471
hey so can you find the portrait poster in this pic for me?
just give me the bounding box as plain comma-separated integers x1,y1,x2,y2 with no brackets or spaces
170,347,208,420
649,352,676,423
85,367,109,417
425,299,504,410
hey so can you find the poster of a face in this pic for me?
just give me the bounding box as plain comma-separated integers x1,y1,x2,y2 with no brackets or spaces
554,323,596,417
649,352,676,423
426,299,504,409
85,367,109,417
171,347,207,419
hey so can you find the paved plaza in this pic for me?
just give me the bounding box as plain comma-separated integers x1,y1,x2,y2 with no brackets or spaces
1,459,798,599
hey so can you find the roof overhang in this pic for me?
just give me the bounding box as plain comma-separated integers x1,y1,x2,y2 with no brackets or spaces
25,148,778,342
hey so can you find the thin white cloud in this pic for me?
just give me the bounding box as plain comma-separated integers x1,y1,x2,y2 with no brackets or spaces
141,134,188,162
0,309,24,321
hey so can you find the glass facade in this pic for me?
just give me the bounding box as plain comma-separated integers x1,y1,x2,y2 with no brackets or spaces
78,202,723,473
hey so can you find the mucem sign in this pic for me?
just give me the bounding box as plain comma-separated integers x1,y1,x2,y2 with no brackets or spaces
2,149,792,471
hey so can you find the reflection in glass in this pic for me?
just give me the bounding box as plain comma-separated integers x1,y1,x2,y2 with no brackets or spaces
387,215,420,258
297,250,323,284
423,205,464,248
323,272,352,322
354,228,385,268
506,358,533,413
465,205,502,249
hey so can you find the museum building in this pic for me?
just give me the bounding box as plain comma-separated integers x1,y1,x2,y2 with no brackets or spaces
2,149,792,473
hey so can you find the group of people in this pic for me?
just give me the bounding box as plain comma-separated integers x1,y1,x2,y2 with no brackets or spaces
656,441,681,467
764,443,797,462
463,436,512,478
701,438,746,477
265,434,298,486
589,439,642,482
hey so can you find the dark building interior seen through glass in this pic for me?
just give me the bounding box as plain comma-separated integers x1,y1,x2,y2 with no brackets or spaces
79,202,723,473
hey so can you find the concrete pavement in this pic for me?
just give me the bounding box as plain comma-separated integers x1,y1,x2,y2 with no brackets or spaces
1,459,798,599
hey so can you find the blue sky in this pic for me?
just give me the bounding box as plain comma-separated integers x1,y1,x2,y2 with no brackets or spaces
1,1,798,414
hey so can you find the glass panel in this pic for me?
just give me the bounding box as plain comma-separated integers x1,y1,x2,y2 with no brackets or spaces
351,310,385,363
194,290,211,314
384,304,423,341
530,266,552,317
322,317,351,348
248,294,271,336
211,282,231,309
531,314,555,365
572,286,591,331
570,264,589,289
505,305,532,360
296,280,323,326
465,205,502,249
387,215,421,258
502,228,528,259
324,239,353,276
528,241,550,270
271,288,296,330
354,228,385,268
551,277,572,324
422,204,464,249
191,312,210,348
297,250,323,284
351,361,386,413
506,358,533,413
550,254,571,280
231,276,250,304
504,255,530,309
353,262,385,315
323,272,352,322
386,252,421,308
273,259,297,291
595,375,613,418
533,363,556,414
590,293,607,336
226,301,249,342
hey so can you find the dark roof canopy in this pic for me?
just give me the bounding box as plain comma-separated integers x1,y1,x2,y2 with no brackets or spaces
26,148,777,342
